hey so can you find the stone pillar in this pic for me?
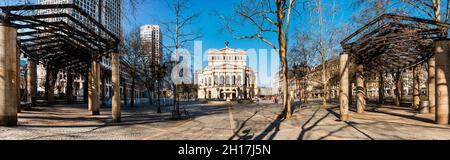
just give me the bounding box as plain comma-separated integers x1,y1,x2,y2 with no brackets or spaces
27,59,37,107
434,40,450,125
47,68,55,105
0,24,18,126
349,83,353,105
356,64,365,113
83,73,88,102
378,71,385,105
413,65,421,110
16,48,20,113
112,51,121,123
339,53,349,121
428,56,436,113
101,67,107,108
88,67,93,111
123,83,127,106
66,73,74,103
89,58,100,115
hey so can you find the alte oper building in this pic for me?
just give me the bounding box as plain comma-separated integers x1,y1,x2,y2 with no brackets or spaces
197,45,258,100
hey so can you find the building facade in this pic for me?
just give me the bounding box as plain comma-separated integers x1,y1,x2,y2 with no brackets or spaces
307,58,340,99
38,0,123,37
196,45,258,100
35,0,148,104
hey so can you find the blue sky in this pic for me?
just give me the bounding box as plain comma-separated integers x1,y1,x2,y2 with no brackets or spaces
0,0,358,87
124,0,356,87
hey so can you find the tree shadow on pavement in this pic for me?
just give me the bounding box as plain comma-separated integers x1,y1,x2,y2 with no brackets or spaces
229,110,259,140
297,107,330,140
370,109,434,124
253,114,286,140
322,108,375,140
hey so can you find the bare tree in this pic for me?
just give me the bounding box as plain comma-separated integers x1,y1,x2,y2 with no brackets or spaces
306,0,342,106
220,0,297,119
289,31,314,103
401,0,450,22
161,0,201,118
351,0,408,25
121,28,144,108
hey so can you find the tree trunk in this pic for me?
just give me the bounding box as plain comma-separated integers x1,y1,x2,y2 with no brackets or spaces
156,82,161,113
275,0,291,119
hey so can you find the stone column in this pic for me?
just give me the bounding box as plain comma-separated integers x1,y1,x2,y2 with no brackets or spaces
435,40,450,125
83,74,88,102
16,48,20,113
378,71,385,105
428,56,436,113
339,53,349,121
88,67,93,111
356,64,365,113
0,24,18,126
112,51,121,123
89,58,100,115
349,83,353,105
27,59,37,107
124,83,127,106
101,67,107,108
66,73,74,103
47,68,55,105
413,65,421,110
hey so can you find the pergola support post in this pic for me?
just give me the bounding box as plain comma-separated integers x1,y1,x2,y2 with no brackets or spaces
112,51,121,123
27,58,37,107
428,56,436,113
339,52,350,121
0,23,18,126
83,73,88,102
89,58,100,115
16,48,20,113
435,40,450,125
413,65,421,110
66,73,74,103
101,66,107,108
378,71,385,105
356,64,365,113
46,67,56,105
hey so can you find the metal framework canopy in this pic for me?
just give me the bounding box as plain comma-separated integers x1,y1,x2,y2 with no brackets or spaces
341,14,450,74
0,3,120,73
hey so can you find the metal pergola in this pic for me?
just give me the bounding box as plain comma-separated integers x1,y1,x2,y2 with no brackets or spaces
341,14,450,75
0,3,119,74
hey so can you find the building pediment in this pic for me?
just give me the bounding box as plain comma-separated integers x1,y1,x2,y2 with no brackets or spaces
208,47,246,55
203,64,247,70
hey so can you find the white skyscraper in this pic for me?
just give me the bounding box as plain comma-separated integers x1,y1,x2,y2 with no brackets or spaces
140,25,163,65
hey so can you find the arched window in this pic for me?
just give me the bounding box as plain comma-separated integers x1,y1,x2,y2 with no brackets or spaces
237,75,242,85
220,76,225,85
232,75,236,85
214,75,218,85
208,77,212,86
226,75,231,85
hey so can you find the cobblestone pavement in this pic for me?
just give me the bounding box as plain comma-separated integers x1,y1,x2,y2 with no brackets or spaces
1,100,450,140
